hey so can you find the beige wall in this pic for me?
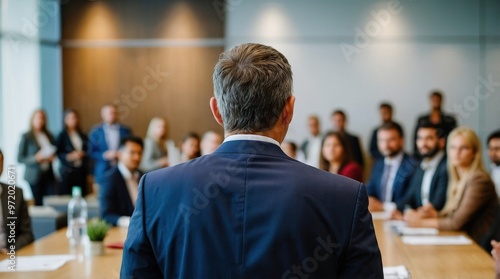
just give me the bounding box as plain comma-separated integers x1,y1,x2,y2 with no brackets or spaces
62,0,224,143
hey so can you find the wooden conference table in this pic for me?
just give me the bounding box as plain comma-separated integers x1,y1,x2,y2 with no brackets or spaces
0,220,495,278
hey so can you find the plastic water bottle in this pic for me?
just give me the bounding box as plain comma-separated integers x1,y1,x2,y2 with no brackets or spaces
66,186,88,250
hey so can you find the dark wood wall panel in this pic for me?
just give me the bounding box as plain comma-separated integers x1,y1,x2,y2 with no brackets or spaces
62,0,225,143
62,47,224,142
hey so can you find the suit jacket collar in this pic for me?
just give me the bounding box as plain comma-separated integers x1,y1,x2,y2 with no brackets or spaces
214,140,288,159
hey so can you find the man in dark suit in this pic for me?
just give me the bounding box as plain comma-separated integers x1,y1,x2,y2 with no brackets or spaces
88,104,132,184
121,43,383,278
0,149,34,253
392,122,448,218
331,109,364,168
369,102,401,160
413,91,457,156
99,136,143,227
367,122,418,212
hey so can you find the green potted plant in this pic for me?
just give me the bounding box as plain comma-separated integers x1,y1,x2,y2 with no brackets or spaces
86,218,110,256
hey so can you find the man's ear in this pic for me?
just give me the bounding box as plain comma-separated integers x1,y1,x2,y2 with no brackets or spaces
210,97,224,126
282,96,295,125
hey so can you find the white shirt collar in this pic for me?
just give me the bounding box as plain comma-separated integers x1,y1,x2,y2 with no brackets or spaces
224,134,280,147
384,151,404,166
118,162,134,180
421,151,444,170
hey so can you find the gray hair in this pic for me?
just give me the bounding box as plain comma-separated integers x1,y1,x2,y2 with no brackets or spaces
212,43,293,133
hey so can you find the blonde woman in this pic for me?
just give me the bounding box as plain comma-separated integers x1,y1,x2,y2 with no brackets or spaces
404,127,497,243
140,117,180,172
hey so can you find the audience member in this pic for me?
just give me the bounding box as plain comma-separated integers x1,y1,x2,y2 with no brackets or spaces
370,102,400,160
0,149,34,252
180,132,201,163
200,131,223,155
404,127,497,243
88,104,132,185
99,136,143,227
18,109,56,205
392,122,448,219
140,117,180,172
122,43,383,278
301,115,322,167
413,91,457,156
367,122,418,212
281,140,298,159
320,131,363,182
331,110,364,167
488,130,500,197
56,109,89,196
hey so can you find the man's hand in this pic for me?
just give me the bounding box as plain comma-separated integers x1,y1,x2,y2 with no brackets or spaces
368,197,384,212
103,150,117,161
417,203,438,218
390,209,404,220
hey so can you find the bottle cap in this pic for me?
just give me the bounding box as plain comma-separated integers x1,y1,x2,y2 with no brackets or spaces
72,186,82,197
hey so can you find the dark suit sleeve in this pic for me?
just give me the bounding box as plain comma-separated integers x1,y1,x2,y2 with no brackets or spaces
88,127,106,162
430,164,448,211
17,134,37,166
369,129,380,159
121,175,163,278
14,188,34,249
352,137,364,167
339,184,383,278
99,173,121,226
365,163,378,198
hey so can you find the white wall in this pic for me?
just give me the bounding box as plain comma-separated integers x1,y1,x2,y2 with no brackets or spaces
225,0,500,161
0,0,62,199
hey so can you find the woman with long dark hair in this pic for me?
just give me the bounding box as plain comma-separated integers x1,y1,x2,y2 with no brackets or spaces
319,131,363,182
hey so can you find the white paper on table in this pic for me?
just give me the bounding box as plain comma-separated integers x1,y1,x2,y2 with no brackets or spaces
0,254,76,272
402,235,472,245
371,211,391,220
384,265,410,279
396,227,439,236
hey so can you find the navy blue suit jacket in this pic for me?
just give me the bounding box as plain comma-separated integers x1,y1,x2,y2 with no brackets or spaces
396,155,448,212
121,140,383,279
88,124,131,183
366,153,418,203
99,167,136,226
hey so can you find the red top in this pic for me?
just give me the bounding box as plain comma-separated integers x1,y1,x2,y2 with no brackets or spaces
338,162,363,182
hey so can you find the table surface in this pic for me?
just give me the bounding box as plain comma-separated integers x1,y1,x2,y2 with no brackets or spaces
0,219,495,278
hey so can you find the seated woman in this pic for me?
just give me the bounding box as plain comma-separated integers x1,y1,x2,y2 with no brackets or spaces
140,117,180,172
180,132,201,163
319,131,363,182
404,127,497,243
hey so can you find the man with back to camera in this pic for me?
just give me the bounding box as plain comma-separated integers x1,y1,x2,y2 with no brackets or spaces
391,122,448,219
121,43,383,278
